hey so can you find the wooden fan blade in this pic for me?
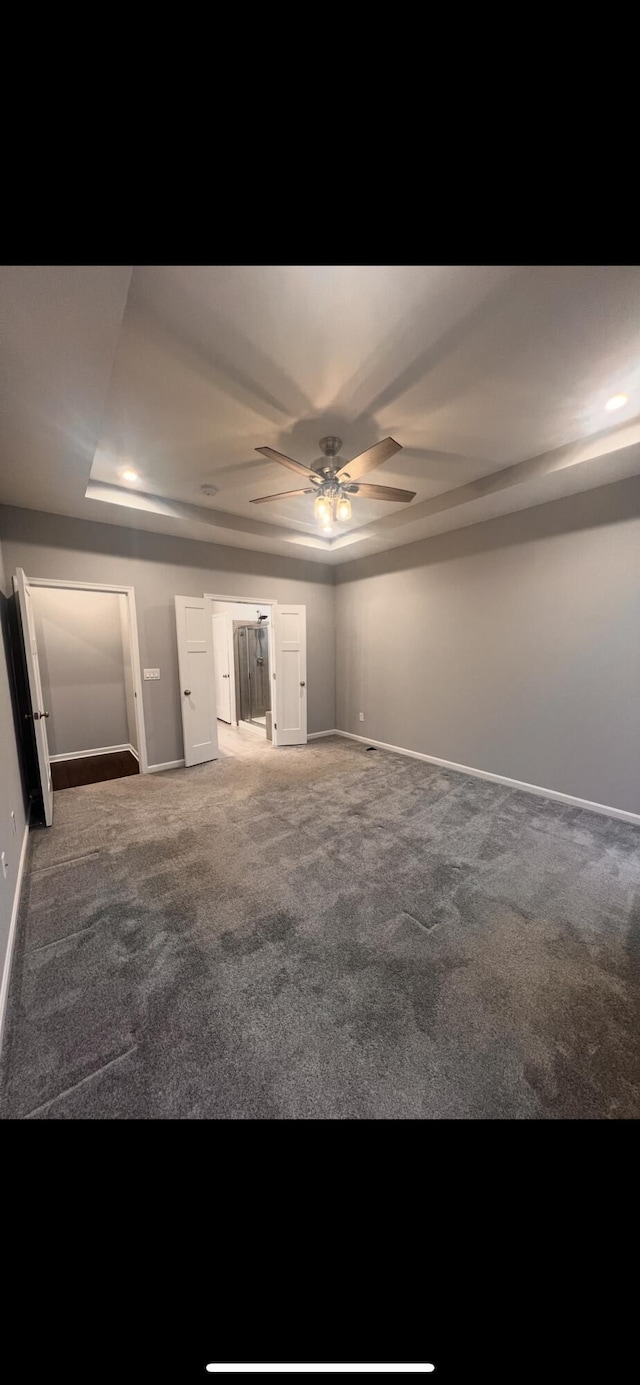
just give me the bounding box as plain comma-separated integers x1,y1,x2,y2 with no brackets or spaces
255,446,319,481
336,436,402,482
251,488,315,504
350,483,416,502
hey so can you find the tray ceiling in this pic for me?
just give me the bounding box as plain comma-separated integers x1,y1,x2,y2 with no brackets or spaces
2,264,640,564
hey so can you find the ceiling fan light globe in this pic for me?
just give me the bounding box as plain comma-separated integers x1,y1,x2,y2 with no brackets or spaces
336,495,352,522
314,494,332,522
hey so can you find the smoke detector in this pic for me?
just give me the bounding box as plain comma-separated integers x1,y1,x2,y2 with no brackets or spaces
200,484,218,497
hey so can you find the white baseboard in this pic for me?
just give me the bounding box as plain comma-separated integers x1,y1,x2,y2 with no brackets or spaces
49,743,131,763
0,812,30,1057
308,730,339,740
334,730,640,826
128,744,139,762
146,759,185,774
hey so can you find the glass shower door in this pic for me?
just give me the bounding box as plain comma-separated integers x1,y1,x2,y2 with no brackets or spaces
234,623,271,728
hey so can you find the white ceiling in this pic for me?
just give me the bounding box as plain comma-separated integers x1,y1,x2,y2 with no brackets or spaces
2,264,640,566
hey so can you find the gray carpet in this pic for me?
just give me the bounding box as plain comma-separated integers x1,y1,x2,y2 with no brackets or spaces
1,736,639,1119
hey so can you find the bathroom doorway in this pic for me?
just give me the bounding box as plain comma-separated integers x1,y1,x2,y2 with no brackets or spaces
206,592,308,755
207,596,276,757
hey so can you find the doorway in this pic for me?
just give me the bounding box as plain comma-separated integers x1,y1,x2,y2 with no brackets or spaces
174,592,308,765
14,570,147,824
205,595,308,755
208,598,275,751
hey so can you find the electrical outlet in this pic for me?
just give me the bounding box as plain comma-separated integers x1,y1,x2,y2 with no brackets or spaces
1,852,7,880
11,811,16,835
144,668,160,680
359,712,365,722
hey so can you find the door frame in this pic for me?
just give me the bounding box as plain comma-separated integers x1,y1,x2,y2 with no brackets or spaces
204,593,278,745
25,577,149,774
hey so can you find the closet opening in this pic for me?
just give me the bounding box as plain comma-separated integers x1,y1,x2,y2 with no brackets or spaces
23,579,146,796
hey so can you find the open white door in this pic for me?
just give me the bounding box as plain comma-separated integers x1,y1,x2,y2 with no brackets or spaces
175,595,219,767
274,604,307,746
14,567,54,825
212,613,232,723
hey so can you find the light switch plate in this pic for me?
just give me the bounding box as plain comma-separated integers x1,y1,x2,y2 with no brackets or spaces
359,712,365,722
1,852,7,880
144,668,160,680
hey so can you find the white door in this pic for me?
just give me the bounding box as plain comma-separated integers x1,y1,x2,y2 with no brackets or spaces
212,613,232,723
175,596,219,767
14,567,54,825
274,604,307,746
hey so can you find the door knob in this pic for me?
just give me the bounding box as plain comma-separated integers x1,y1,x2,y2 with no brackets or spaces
300,682,306,687
184,689,191,696
42,711,50,718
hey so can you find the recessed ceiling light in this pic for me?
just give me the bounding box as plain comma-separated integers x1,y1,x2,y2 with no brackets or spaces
121,468,139,483
200,484,218,496
605,394,628,412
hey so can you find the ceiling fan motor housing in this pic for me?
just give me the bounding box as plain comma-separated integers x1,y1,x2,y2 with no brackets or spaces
314,436,344,481
319,436,342,458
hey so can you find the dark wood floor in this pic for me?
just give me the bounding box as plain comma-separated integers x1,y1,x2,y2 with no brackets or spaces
51,751,139,791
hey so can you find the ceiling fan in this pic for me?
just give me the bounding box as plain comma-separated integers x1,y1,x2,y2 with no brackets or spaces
251,435,415,531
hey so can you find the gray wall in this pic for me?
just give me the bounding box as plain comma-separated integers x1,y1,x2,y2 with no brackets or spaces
0,507,336,766
30,586,129,757
0,538,28,1026
336,475,640,815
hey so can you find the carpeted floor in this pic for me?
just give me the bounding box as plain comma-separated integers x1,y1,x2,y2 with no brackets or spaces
1,735,639,1119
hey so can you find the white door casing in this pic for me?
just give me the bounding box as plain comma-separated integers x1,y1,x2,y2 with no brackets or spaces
274,604,307,746
14,567,54,825
175,595,219,767
212,613,232,723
